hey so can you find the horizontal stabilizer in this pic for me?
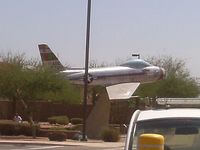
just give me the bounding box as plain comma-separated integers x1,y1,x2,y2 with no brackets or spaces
106,82,140,100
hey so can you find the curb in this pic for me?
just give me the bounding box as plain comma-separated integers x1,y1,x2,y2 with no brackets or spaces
0,139,125,148
0,140,80,146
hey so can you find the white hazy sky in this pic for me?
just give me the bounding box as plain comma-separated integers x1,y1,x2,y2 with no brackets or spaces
0,0,200,77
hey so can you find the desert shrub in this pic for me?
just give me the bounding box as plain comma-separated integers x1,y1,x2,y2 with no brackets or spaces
70,118,83,125
50,127,67,131
74,124,83,131
48,131,67,141
101,127,120,142
68,124,83,131
0,120,16,135
19,123,40,136
48,116,69,125
0,120,40,136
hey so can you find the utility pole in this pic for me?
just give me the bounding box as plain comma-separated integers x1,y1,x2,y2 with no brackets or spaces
82,0,92,141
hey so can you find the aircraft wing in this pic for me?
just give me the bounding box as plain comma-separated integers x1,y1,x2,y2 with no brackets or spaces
106,82,140,100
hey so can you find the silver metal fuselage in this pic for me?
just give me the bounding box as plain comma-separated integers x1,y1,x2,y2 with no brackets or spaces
62,65,165,86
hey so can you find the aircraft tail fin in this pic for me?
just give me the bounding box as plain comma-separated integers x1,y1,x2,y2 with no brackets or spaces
38,44,64,71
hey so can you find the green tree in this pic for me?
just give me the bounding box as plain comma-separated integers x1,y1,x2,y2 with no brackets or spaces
0,53,81,137
135,56,200,98
0,53,81,103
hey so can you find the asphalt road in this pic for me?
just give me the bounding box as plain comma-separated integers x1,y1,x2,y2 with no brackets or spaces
0,144,124,150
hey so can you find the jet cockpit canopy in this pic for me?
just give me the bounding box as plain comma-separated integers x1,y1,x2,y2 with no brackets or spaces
120,59,152,69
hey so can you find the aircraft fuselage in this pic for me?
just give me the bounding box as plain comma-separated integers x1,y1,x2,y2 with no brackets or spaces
62,65,164,86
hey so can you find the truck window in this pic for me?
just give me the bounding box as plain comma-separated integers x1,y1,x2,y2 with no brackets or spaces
131,118,200,150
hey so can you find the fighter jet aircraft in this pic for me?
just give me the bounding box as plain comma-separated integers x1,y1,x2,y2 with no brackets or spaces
38,44,165,99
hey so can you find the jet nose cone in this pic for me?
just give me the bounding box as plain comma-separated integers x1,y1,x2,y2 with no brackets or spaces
159,67,165,80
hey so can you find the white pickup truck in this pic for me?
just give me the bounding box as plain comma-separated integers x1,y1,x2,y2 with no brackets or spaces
125,98,200,150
